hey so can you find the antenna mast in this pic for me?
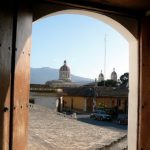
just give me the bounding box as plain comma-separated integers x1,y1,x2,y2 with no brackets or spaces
104,34,107,86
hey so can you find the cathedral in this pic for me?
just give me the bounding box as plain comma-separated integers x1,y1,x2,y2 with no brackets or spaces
46,60,118,87
98,68,118,82
45,60,79,87
59,60,71,82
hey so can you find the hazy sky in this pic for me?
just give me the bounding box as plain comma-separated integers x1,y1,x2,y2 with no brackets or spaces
31,14,129,80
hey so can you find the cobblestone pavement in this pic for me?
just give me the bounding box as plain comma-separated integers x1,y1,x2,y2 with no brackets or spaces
110,137,127,150
28,105,127,150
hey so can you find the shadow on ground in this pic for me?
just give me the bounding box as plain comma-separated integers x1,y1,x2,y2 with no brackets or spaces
77,115,127,131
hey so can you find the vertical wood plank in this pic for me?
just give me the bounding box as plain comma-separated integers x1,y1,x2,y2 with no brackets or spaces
0,9,13,150
11,7,32,150
139,16,150,150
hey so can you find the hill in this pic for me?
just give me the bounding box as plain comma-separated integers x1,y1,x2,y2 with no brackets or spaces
30,67,93,84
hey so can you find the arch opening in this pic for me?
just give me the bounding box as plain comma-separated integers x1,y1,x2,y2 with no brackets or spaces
32,9,138,150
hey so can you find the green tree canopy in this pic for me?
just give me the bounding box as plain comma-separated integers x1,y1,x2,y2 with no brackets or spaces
98,79,118,87
120,72,129,85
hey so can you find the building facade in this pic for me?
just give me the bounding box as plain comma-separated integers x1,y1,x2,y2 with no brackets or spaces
62,86,128,114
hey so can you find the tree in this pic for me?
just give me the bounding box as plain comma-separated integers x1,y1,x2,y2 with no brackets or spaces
98,79,118,87
120,72,129,85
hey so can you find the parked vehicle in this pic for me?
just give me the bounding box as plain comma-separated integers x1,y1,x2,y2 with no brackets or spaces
116,114,128,125
90,110,112,121
90,110,101,119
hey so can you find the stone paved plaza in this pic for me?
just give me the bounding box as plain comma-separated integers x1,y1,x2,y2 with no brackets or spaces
28,105,127,150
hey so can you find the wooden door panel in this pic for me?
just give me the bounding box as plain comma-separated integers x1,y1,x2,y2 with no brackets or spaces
11,7,32,150
0,9,13,150
139,16,150,150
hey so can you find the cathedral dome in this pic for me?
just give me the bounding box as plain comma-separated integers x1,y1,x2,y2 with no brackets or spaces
111,68,117,81
59,60,71,82
60,60,70,71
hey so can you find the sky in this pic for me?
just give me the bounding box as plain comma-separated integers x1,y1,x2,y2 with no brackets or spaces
31,14,129,80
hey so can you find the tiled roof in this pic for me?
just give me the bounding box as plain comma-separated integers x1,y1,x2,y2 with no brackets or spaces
30,84,50,88
63,86,128,98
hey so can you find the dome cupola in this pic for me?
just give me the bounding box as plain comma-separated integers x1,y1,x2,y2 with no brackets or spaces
59,60,71,82
111,68,117,81
98,70,104,82
60,60,70,71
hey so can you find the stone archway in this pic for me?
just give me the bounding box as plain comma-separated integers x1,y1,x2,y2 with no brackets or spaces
33,9,138,150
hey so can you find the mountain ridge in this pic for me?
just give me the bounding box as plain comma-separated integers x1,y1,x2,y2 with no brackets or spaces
30,67,93,84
